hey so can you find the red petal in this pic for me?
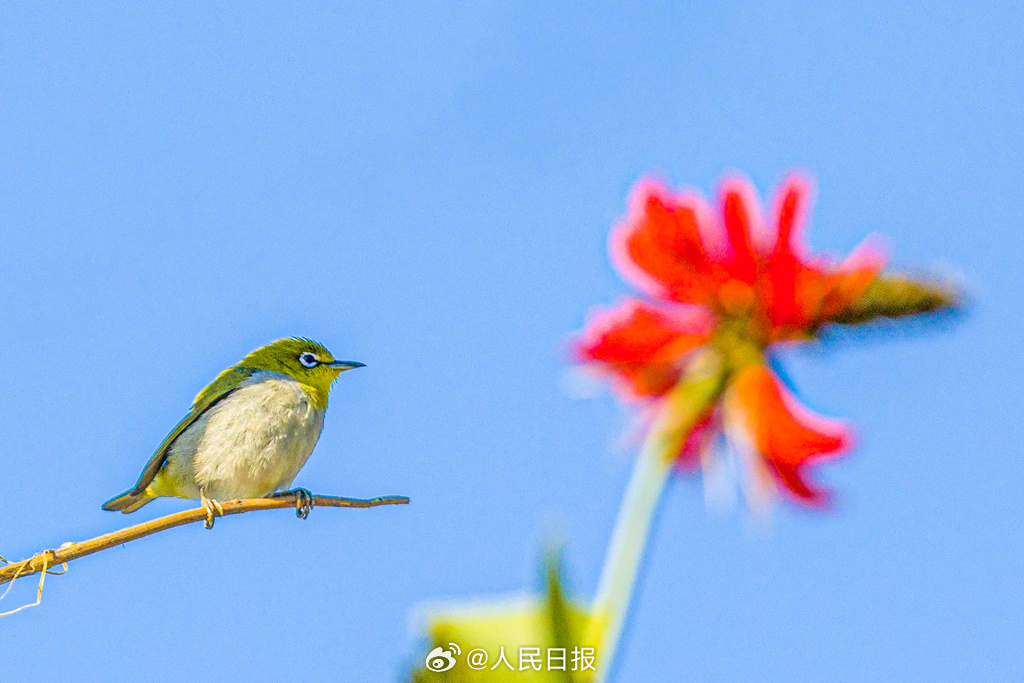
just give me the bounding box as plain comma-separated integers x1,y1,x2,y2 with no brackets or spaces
611,181,716,304
675,410,718,471
575,300,711,399
764,177,814,328
727,365,851,504
766,460,825,503
774,175,809,259
762,179,888,334
720,179,759,284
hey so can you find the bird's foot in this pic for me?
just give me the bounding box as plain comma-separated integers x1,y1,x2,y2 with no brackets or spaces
275,488,315,519
200,492,224,530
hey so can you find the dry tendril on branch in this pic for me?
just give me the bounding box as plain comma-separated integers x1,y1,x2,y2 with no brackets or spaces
0,492,410,616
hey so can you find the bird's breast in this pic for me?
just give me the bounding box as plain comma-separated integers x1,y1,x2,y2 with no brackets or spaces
162,372,327,499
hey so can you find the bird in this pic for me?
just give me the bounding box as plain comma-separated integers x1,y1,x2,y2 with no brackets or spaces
102,338,365,528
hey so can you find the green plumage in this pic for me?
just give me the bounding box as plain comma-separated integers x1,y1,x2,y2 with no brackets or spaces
102,366,258,511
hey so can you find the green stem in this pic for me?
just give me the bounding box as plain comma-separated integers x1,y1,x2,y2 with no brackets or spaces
587,350,727,681
587,422,672,681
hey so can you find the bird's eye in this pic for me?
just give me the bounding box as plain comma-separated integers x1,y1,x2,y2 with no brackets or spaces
298,352,319,368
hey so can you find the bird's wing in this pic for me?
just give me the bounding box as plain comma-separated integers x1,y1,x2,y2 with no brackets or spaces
127,365,258,495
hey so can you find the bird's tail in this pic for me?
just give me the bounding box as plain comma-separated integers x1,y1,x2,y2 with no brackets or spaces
102,489,155,513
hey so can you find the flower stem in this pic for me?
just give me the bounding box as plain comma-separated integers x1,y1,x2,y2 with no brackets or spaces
587,351,727,681
587,423,672,681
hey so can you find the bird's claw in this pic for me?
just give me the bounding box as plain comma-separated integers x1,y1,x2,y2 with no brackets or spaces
293,488,314,519
201,493,224,530
270,488,315,519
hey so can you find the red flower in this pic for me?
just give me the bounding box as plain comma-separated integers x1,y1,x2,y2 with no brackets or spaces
576,174,883,506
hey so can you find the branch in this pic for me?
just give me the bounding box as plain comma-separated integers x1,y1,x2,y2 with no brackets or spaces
0,493,409,587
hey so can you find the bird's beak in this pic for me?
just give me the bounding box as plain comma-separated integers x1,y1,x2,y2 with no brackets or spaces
326,360,366,371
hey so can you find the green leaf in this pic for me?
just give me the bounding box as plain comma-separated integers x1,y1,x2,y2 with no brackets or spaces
407,551,597,682
825,273,961,327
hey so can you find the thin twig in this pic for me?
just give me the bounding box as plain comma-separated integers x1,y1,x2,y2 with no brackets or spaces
0,493,409,587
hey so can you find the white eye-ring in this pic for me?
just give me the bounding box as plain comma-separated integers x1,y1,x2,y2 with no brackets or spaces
298,352,320,368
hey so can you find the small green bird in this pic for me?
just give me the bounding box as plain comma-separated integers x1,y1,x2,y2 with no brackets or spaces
103,338,365,528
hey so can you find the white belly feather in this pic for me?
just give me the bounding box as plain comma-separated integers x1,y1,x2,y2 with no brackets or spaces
153,371,325,500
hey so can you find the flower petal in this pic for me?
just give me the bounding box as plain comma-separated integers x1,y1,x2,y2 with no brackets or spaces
773,174,811,259
575,300,711,398
726,365,850,504
762,179,888,335
611,181,716,304
675,410,718,471
720,179,759,285
764,176,813,328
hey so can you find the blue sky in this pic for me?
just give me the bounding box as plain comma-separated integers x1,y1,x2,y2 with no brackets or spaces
1,2,1021,681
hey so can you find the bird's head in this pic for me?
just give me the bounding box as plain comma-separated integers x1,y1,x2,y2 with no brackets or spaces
239,338,365,407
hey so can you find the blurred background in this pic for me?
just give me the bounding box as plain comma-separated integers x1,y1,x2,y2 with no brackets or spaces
0,2,1020,680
